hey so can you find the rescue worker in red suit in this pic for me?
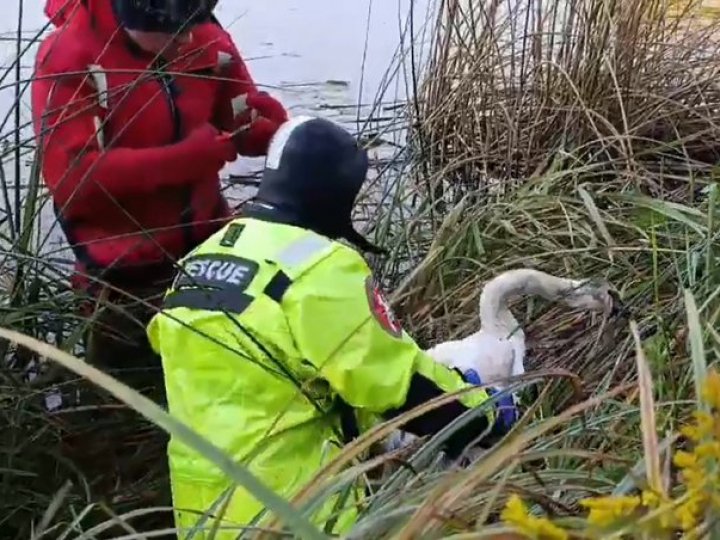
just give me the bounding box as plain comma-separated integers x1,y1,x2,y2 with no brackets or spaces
31,0,288,396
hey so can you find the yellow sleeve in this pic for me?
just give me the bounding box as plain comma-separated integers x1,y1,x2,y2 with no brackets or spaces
284,246,492,414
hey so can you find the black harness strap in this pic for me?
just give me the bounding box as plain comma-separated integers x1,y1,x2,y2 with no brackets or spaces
335,398,361,444
163,287,253,314
152,57,198,257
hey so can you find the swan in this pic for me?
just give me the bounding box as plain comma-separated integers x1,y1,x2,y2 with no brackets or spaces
383,268,621,458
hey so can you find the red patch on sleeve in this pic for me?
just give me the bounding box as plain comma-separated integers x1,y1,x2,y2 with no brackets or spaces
365,277,403,338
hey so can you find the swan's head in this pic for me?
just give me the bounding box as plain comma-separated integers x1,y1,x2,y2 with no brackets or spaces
562,279,623,316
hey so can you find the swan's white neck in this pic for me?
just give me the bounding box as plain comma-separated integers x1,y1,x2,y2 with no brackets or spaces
478,269,581,336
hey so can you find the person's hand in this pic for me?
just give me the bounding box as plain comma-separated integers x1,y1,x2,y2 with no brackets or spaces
462,368,520,431
181,123,237,173
232,91,288,157
245,91,288,124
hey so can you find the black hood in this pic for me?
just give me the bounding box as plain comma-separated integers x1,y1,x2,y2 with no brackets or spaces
253,116,385,255
111,0,216,33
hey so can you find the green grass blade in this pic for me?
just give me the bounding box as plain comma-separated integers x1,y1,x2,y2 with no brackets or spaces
0,326,329,540
684,289,708,412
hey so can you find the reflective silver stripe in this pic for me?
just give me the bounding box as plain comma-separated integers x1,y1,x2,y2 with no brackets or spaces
231,93,258,133
87,64,108,109
217,51,233,68
87,64,107,150
275,234,332,268
231,93,249,116
93,116,104,149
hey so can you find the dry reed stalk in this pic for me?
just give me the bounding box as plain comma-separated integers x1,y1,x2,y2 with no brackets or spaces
379,0,720,399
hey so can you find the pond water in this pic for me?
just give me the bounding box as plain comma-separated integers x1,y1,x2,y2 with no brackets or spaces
0,0,435,260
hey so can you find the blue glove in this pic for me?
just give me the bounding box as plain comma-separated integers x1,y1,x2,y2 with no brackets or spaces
463,368,519,431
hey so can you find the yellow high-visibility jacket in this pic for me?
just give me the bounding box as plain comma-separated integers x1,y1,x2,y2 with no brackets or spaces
147,216,496,538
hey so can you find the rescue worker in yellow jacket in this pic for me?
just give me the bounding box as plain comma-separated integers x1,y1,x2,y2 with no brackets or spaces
146,115,519,537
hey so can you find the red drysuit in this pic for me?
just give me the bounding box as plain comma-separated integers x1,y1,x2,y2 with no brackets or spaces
32,0,287,291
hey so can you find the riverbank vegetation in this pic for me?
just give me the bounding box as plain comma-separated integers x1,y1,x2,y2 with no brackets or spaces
2,0,720,537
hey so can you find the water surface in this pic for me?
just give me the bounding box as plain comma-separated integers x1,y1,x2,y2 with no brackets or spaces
0,0,434,259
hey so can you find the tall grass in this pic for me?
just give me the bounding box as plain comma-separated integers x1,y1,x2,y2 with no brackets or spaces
1,0,720,538
367,0,720,535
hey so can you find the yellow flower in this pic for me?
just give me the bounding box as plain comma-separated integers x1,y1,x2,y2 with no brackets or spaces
504,369,720,539
501,496,541,531
579,496,640,528
501,494,569,540
694,441,720,460
673,450,698,469
639,489,683,530
502,494,530,524
674,494,703,531
682,467,706,490
681,424,702,442
700,370,720,410
641,489,671,509
681,411,714,442
579,495,641,511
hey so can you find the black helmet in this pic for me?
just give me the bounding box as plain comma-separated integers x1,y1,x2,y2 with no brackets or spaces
253,116,384,254
111,0,216,33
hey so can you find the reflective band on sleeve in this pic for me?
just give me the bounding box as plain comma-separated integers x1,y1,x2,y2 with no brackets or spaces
93,116,104,149
231,93,258,128
217,51,232,68
275,234,332,268
87,64,109,109
231,93,248,116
